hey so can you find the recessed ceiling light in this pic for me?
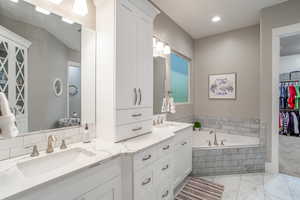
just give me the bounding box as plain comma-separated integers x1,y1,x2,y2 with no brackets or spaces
62,18,74,24
35,7,51,15
48,0,63,4
9,0,19,3
212,16,221,23
73,0,88,16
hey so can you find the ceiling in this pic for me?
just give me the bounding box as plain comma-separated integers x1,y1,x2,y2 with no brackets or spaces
0,0,81,51
281,34,300,57
152,0,288,39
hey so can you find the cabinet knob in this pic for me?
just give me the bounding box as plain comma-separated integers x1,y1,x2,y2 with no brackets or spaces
181,141,187,146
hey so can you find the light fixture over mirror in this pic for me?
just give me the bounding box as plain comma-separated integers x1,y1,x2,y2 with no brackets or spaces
153,37,171,57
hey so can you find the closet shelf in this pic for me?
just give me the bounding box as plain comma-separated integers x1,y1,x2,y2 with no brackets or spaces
280,108,299,111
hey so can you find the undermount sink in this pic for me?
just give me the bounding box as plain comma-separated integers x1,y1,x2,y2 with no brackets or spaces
17,148,97,178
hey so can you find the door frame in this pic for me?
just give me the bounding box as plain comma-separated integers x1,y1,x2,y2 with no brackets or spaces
67,61,81,118
270,22,300,173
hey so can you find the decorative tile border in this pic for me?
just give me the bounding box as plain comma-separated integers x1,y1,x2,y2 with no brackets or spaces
0,124,96,161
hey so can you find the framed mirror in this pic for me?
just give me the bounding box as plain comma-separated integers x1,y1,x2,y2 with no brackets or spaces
0,0,90,135
53,79,63,97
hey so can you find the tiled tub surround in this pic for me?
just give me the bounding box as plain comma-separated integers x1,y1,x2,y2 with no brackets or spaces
0,124,96,161
196,116,260,137
192,131,265,176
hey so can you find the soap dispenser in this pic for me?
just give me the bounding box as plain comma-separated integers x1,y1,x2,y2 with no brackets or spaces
83,123,91,143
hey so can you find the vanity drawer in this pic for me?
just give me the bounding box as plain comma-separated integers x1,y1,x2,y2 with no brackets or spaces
134,146,157,171
154,155,173,184
157,139,173,157
134,165,155,200
156,181,172,200
117,108,153,126
116,120,152,142
174,127,193,145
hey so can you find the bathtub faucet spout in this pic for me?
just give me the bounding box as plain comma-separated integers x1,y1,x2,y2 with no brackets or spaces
209,130,219,146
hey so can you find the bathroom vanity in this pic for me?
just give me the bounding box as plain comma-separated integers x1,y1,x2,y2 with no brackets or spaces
0,122,192,200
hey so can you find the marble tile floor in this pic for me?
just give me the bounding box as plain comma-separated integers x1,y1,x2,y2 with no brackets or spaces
200,173,300,200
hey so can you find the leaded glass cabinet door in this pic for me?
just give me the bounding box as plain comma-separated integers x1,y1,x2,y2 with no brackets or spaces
13,44,28,133
0,36,9,99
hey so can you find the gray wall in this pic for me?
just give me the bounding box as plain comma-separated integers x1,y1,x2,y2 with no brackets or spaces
194,25,260,121
153,11,195,122
0,15,79,131
260,0,300,162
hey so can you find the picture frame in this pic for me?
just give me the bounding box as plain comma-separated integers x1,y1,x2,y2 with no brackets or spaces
208,73,237,99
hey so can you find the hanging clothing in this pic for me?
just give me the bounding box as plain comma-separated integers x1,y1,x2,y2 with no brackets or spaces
280,84,288,109
295,85,300,109
282,112,290,135
288,85,297,109
291,112,300,135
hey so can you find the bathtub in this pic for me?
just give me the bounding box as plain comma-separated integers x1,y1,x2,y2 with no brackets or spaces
192,130,260,149
192,130,265,176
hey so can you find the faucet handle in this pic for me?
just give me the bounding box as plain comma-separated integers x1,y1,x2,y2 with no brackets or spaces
60,139,67,149
25,145,39,157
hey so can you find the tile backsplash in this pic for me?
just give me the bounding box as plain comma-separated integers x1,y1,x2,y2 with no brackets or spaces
0,124,96,161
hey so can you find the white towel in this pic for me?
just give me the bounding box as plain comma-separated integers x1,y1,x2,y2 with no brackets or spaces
161,97,168,113
169,97,176,114
0,92,19,138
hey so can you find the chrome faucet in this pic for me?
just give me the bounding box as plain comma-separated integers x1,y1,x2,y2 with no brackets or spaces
25,145,39,157
209,130,219,146
46,135,56,153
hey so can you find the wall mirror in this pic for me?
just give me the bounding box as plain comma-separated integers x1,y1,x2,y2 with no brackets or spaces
0,0,84,134
153,56,167,115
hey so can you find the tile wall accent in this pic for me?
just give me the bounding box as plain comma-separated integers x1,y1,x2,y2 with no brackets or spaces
196,116,260,137
0,124,96,161
192,146,265,176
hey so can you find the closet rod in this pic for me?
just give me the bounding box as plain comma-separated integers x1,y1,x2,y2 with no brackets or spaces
280,80,300,83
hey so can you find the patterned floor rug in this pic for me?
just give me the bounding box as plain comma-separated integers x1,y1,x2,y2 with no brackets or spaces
175,177,224,200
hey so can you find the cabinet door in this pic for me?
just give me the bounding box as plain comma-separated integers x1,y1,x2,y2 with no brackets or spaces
116,1,137,110
173,142,185,187
136,15,153,108
77,177,122,200
182,137,192,178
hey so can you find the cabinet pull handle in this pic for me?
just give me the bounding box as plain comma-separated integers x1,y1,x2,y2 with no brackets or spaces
138,88,142,105
162,145,170,150
132,127,142,132
134,88,137,105
142,154,152,161
162,190,169,198
132,113,142,117
142,177,151,186
181,141,187,146
162,164,169,171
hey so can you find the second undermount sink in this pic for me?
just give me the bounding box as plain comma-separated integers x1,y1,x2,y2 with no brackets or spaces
17,148,98,178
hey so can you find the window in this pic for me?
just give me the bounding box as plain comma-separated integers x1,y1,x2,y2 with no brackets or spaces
170,52,190,103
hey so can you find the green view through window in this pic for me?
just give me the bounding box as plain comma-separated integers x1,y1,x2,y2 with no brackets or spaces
171,53,190,103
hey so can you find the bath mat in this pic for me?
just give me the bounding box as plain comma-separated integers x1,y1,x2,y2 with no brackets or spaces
175,177,224,200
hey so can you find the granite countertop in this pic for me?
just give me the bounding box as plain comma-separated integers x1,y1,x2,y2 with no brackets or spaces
0,121,192,200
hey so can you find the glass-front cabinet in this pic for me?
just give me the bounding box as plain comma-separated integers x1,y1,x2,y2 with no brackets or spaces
0,27,31,133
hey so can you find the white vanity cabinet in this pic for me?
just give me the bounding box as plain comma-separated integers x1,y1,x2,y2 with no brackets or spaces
10,158,122,200
122,138,174,200
173,127,193,188
95,0,159,142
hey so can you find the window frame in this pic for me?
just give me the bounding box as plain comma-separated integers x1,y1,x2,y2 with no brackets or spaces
169,51,191,105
